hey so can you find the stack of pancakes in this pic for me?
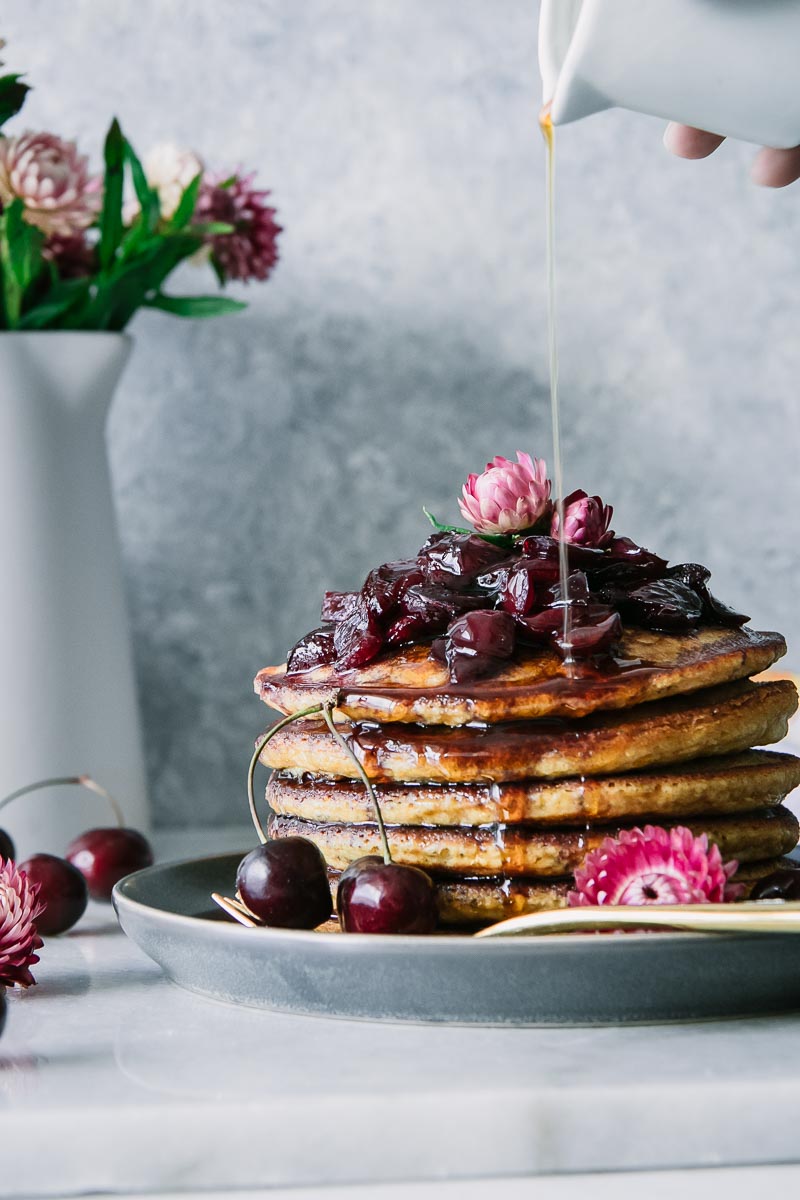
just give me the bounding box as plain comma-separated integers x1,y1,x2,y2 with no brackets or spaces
255,625,800,927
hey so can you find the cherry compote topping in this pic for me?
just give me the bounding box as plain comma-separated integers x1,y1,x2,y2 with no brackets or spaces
750,868,800,901
236,838,332,929
445,610,517,682
0,828,14,863
337,855,437,934
18,853,88,935
66,827,154,901
283,525,748,683
615,578,703,632
286,627,336,675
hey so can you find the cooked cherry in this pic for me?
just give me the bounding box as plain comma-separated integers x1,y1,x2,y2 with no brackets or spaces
516,608,564,643
553,609,622,659
605,537,668,571
361,567,405,619
520,535,606,570
333,598,384,670
65,827,154,901
618,578,702,632
321,591,359,623
444,610,516,682
543,569,591,606
337,855,437,934
384,613,439,645
418,533,506,589
0,829,14,863
18,853,88,935
750,869,800,901
287,626,337,674
668,564,749,628
236,838,332,929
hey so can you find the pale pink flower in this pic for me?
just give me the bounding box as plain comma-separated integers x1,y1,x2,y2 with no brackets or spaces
569,825,742,907
0,859,43,989
0,132,100,237
552,489,614,549
458,452,552,535
194,170,281,282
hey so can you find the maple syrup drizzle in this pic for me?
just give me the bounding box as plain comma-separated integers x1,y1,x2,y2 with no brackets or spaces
540,105,575,673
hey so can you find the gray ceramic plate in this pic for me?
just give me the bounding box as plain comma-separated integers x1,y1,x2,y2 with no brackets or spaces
113,852,800,1026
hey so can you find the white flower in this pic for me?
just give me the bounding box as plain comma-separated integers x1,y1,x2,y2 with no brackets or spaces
124,142,203,224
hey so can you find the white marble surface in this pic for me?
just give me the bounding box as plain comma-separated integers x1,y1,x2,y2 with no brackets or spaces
5,827,800,1199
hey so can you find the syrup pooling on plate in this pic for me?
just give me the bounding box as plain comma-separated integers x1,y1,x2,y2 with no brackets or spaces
540,104,574,671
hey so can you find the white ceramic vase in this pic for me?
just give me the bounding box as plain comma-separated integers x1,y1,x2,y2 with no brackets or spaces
0,333,148,858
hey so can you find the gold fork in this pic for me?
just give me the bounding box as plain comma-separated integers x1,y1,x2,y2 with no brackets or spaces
474,901,800,938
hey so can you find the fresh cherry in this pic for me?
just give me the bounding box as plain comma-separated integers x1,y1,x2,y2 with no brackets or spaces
18,853,88,935
236,838,332,929
0,828,14,863
337,855,438,934
66,827,154,901
750,868,800,901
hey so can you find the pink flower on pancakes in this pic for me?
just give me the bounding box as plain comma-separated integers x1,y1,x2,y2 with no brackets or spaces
458,452,551,535
569,825,743,907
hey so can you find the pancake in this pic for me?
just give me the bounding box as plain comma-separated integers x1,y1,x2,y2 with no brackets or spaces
255,626,786,726
267,750,800,826
375,859,793,927
260,679,797,783
268,806,800,878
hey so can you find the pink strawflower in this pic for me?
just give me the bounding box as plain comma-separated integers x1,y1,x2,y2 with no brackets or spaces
0,859,44,989
569,825,743,907
458,452,552,535
0,132,101,237
552,489,614,548
194,170,281,282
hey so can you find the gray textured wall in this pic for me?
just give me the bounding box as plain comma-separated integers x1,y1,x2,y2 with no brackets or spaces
6,0,800,827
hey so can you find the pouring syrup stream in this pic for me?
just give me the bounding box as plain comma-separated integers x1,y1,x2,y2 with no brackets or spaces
540,104,575,672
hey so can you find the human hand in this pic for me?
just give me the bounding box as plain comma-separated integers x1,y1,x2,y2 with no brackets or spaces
664,123,800,188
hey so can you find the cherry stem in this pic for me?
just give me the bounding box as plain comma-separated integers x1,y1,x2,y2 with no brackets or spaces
0,774,124,826
321,702,392,866
247,703,326,844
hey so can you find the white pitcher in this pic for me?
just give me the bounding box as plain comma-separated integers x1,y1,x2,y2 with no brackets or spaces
539,0,800,148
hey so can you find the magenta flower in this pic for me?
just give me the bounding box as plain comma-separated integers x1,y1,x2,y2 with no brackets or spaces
43,233,97,279
458,452,552,535
569,825,743,907
552,489,614,548
0,859,44,989
0,132,100,238
194,170,281,282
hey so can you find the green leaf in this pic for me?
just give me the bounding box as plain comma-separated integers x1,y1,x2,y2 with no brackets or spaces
99,118,125,270
145,292,247,318
19,278,91,329
421,507,514,549
0,73,30,128
79,232,204,330
210,255,227,287
124,138,160,232
168,173,202,231
0,199,44,327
